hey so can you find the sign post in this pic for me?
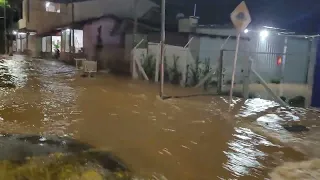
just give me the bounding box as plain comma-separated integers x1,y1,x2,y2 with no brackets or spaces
229,1,251,107
159,0,166,98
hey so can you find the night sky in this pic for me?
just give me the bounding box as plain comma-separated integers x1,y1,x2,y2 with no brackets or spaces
152,0,320,34
42,0,320,34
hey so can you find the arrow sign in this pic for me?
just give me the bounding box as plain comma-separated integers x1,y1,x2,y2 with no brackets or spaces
230,1,251,32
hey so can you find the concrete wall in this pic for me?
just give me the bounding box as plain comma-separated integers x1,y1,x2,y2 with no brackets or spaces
18,0,72,33
74,0,158,22
83,17,127,72
147,32,189,47
188,27,313,84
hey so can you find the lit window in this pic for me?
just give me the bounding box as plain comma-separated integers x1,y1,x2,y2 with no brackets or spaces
45,1,61,13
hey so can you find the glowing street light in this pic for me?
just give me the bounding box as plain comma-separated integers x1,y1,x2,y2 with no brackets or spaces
260,30,269,40
244,29,249,33
46,2,51,8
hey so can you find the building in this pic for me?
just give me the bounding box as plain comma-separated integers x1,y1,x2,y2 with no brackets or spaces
15,0,159,72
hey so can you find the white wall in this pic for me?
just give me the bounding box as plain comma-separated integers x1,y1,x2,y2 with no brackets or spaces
74,0,158,22
18,0,71,33
193,28,312,84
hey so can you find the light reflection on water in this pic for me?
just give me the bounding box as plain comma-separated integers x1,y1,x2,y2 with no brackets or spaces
0,55,318,179
223,127,269,178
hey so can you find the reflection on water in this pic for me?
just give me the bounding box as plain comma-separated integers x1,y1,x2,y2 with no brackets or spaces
0,55,319,179
223,127,270,178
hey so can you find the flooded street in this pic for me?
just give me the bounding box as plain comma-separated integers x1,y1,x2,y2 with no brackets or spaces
1,55,320,179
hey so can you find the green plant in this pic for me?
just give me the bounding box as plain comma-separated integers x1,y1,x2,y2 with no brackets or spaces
288,96,305,107
270,79,281,84
185,64,190,86
190,56,201,86
163,56,170,82
53,43,60,50
202,58,211,90
141,54,156,81
280,96,287,102
170,55,181,85
226,80,232,85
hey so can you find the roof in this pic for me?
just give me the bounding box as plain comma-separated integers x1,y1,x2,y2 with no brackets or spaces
43,0,320,34
41,0,90,3
150,0,320,34
37,14,161,36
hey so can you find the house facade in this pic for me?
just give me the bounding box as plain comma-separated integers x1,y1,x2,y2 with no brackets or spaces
15,0,159,72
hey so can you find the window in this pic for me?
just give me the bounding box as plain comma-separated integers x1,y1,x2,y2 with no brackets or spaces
65,29,70,52
42,36,52,52
45,1,60,13
74,30,84,53
42,37,46,52
61,29,84,53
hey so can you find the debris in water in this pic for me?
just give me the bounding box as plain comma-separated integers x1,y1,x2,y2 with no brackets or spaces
162,128,176,132
270,159,320,180
282,125,309,132
181,145,191,150
192,120,206,124
162,148,172,156
190,141,198,145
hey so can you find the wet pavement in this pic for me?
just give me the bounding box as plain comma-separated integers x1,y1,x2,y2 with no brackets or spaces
1,55,320,179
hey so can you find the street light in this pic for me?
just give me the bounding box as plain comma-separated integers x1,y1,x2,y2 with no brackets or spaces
46,2,51,8
260,30,269,40
244,29,249,33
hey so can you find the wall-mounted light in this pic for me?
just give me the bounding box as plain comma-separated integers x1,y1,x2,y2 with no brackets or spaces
12,30,17,35
46,2,51,8
244,29,249,34
259,30,269,40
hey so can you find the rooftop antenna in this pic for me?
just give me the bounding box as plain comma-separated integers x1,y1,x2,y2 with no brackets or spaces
193,4,197,16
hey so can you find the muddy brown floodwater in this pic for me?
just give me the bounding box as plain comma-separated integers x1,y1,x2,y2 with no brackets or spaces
1,55,320,180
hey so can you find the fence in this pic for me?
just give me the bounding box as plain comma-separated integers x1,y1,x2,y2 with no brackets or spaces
132,41,194,86
130,36,314,107
215,49,312,107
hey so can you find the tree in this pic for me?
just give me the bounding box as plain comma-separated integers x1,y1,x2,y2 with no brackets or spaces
0,0,22,53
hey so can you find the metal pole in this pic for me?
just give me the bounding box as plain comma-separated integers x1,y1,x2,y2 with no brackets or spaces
72,0,75,54
280,37,288,96
229,33,240,106
132,0,138,79
217,50,223,94
242,58,252,99
4,0,7,54
252,67,288,107
159,0,165,98
133,0,138,43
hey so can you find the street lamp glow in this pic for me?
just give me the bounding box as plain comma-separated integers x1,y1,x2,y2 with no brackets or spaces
46,2,51,8
244,29,249,33
13,30,17,35
260,30,269,40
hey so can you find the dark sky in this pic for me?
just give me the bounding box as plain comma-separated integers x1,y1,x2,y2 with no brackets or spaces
47,0,320,34
153,0,320,34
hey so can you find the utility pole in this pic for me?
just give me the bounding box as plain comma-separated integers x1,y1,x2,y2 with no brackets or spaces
4,0,7,54
159,0,165,98
131,0,138,79
133,0,138,45
71,0,75,54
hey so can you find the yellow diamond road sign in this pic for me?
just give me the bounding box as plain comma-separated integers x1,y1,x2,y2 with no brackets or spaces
230,1,251,32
